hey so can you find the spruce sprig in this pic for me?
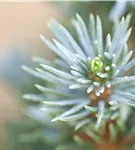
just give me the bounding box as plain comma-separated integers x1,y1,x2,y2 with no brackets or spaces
22,13,135,131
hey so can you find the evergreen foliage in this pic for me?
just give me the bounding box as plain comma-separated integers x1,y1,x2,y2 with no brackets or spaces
22,13,135,149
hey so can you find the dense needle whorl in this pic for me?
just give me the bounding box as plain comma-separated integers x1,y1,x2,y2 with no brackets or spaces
22,13,135,130
70,49,116,101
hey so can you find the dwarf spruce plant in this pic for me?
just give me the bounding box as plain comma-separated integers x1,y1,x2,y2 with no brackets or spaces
22,14,135,149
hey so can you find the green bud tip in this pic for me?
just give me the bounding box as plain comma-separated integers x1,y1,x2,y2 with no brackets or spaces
91,57,103,73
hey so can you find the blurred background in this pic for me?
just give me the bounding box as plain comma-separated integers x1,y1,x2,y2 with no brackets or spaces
0,1,135,150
